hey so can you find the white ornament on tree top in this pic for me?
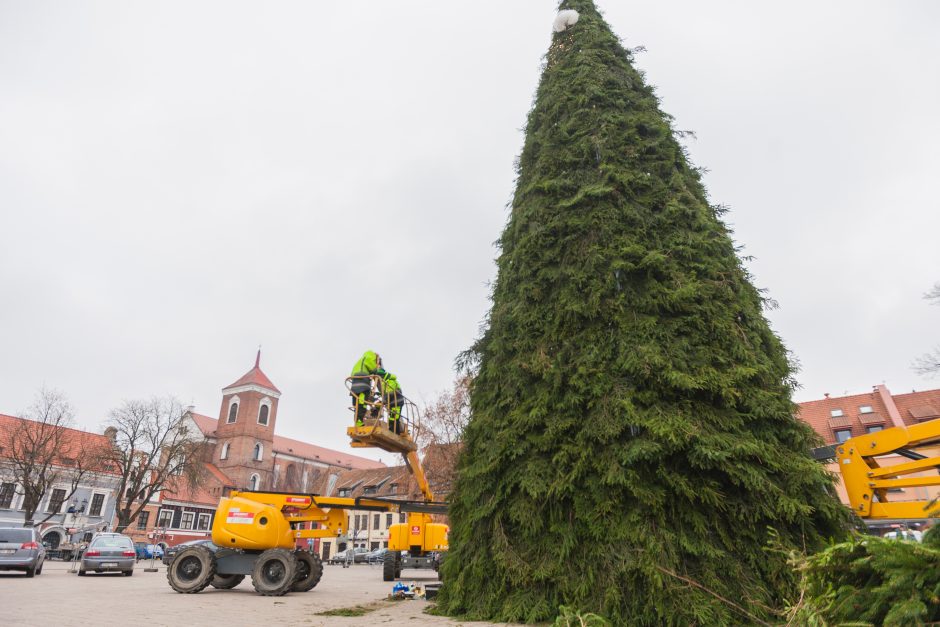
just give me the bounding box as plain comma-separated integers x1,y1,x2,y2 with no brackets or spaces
553,9,580,32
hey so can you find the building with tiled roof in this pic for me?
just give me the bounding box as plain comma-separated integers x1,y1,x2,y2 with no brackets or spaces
796,384,940,530
0,413,123,551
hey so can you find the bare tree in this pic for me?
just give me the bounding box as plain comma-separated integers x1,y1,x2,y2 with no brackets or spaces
416,375,471,498
99,397,207,532
0,387,94,527
914,283,940,376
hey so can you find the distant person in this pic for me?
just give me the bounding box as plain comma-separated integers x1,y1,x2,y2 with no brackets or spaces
382,372,406,435
350,350,385,425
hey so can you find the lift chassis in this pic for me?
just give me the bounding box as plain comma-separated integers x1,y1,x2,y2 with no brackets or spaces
166,489,447,596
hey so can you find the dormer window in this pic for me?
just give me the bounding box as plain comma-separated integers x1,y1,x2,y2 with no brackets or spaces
830,409,844,418
227,398,240,424
258,404,269,426
253,442,263,461
388,483,398,495
363,486,376,496
859,405,873,414
220,442,229,460
338,488,350,497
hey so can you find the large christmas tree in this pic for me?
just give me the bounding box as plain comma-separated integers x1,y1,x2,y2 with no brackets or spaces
437,2,848,624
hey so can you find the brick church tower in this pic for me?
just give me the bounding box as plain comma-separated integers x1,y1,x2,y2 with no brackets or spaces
214,350,280,491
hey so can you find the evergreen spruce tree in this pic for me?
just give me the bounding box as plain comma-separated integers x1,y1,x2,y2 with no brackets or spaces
437,2,848,624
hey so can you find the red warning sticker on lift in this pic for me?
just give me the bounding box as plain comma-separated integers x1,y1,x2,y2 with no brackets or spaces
285,496,311,505
411,525,421,535
227,511,255,525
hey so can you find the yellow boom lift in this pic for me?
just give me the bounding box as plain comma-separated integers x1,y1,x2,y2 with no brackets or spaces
345,373,449,581
166,375,448,596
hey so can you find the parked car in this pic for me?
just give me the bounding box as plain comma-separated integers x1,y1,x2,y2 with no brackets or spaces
78,533,135,576
327,547,369,565
163,539,216,567
366,548,388,564
0,527,45,577
134,542,164,560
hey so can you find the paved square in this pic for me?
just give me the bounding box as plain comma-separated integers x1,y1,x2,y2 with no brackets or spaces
2,560,513,626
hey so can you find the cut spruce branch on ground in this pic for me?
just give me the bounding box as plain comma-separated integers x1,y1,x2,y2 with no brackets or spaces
436,1,849,625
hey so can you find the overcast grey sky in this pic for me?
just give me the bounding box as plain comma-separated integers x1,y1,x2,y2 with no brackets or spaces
1,1,938,460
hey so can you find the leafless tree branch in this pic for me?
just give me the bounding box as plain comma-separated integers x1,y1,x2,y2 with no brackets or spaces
96,397,207,532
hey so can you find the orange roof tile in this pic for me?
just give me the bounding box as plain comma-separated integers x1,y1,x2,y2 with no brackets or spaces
187,412,384,471
0,413,116,473
273,434,385,470
223,351,280,393
797,386,940,444
892,388,940,424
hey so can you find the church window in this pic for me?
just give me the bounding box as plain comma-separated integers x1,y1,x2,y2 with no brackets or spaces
258,404,269,426
220,442,229,460
249,474,260,491
253,442,263,461
227,401,239,424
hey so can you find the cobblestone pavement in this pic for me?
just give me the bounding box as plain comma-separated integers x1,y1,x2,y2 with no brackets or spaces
2,560,519,626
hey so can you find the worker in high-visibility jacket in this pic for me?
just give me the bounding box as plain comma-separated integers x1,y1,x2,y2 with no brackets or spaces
381,372,405,434
350,350,385,425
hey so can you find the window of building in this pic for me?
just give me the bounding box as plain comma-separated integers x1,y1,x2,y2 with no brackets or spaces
387,483,397,495
137,511,150,530
220,442,229,460
47,488,66,514
197,513,211,531
386,513,393,529
258,404,269,426
371,541,379,550
157,509,173,529
399,513,406,523
180,512,195,530
383,541,388,548
373,513,380,529
835,429,852,443
866,425,883,434
249,474,260,491
363,486,376,495
89,493,105,517
253,443,263,461
859,405,873,414
0,482,15,509
830,408,844,418
227,401,239,424
338,488,350,497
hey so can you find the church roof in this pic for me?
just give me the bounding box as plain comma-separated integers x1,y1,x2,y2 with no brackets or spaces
223,350,280,393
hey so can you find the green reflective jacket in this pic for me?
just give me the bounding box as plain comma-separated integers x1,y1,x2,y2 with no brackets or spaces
383,372,401,393
351,350,380,376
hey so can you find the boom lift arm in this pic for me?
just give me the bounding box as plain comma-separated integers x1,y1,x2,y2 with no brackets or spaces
834,417,940,519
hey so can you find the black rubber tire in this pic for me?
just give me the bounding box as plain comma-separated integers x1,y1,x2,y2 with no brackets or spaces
78,569,86,576
124,570,133,577
291,551,323,592
383,551,399,582
25,566,35,578
210,574,245,589
251,548,296,596
167,545,216,594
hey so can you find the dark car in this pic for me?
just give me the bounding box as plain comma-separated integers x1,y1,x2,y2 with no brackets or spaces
0,527,45,577
79,533,136,576
163,539,216,567
327,547,369,565
366,548,388,564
